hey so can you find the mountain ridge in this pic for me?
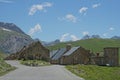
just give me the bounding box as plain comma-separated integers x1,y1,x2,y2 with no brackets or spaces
0,22,25,34
0,22,33,54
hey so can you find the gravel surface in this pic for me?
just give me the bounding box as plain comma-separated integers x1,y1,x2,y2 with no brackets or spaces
0,60,84,80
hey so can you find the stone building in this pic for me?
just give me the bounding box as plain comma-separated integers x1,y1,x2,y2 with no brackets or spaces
60,46,90,65
104,47,119,66
6,41,50,61
50,44,90,64
50,48,67,64
18,41,49,61
92,47,119,66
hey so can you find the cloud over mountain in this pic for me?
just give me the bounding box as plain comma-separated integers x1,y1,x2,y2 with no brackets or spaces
28,24,42,36
60,33,79,42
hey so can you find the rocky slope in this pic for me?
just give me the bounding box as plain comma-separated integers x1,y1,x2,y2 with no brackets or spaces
0,22,33,54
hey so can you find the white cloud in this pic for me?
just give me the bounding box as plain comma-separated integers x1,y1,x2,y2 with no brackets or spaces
70,35,79,41
79,7,88,14
60,33,70,42
92,3,101,8
58,14,77,23
0,0,13,3
29,5,43,15
29,2,52,15
28,24,42,36
109,27,114,31
82,31,89,36
60,33,79,42
102,27,115,37
65,14,77,23
103,33,108,37
43,2,52,7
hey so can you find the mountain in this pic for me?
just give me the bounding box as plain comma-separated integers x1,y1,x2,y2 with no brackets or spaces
82,35,101,40
91,35,101,39
0,22,25,34
41,39,60,46
47,38,120,53
0,22,33,54
82,35,90,40
111,36,120,39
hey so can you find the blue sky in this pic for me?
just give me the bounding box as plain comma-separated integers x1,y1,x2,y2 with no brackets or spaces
0,0,120,42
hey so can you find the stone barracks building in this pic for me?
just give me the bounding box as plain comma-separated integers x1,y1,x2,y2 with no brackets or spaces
18,41,49,61
92,47,119,66
6,41,50,61
50,44,90,65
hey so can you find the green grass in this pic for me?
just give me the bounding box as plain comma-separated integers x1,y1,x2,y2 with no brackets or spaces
0,52,8,59
0,59,16,76
47,39,120,53
20,60,50,67
66,65,120,80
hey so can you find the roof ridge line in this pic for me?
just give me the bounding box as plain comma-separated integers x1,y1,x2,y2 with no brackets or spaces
51,49,59,59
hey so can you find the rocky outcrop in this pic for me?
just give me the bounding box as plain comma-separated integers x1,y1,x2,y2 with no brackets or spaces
0,22,33,54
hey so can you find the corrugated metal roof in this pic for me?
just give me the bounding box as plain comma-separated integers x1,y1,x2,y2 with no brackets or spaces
50,50,58,58
51,48,66,60
64,46,80,56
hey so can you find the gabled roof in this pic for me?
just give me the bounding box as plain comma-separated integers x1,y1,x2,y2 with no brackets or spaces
63,46,80,56
51,48,66,60
50,50,58,58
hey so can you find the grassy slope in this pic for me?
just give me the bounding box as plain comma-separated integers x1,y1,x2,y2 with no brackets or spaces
47,38,120,53
66,65,120,80
0,52,7,59
0,59,15,76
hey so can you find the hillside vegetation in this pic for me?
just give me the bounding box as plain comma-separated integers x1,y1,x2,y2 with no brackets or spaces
47,39,120,53
0,59,15,76
0,50,15,76
66,65,120,80
0,52,7,59
20,60,50,67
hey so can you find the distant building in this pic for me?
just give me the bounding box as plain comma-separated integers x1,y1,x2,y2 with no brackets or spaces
50,48,67,64
104,47,119,66
92,53,105,66
92,47,119,66
18,41,49,61
6,41,50,61
50,44,90,65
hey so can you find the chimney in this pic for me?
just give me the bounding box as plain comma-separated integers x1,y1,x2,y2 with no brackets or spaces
96,53,100,57
66,44,72,51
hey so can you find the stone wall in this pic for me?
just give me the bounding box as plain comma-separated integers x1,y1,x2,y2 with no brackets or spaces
60,47,90,65
104,47,119,66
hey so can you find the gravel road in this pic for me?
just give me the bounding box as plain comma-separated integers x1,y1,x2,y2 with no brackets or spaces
0,60,84,80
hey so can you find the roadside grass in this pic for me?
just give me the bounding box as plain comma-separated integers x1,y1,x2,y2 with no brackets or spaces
0,59,16,76
66,65,120,80
20,60,50,67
